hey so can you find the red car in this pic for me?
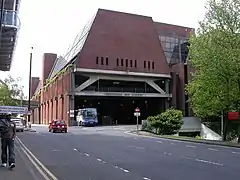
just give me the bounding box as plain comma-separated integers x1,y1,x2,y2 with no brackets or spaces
49,120,67,133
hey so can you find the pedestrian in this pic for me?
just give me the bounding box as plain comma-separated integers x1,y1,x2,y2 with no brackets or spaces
0,112,16,169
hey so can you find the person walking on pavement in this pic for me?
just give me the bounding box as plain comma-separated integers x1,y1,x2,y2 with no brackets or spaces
0,112,16,169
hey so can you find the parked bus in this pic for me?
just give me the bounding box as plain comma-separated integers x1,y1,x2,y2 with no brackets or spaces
76,108,98,126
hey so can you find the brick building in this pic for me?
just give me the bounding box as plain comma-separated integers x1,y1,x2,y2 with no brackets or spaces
30,9,194,126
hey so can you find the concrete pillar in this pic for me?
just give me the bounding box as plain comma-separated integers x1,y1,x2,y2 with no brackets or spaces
58,97,63,120
53,99,57,119
165,79,170,110
46,102,49,124
49,100,53,122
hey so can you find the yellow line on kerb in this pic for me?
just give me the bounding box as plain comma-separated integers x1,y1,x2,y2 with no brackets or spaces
16,136,58,180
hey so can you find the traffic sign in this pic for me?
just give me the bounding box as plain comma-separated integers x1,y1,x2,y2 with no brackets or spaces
0,106,28,114
135,107,140,112
134,112,140,117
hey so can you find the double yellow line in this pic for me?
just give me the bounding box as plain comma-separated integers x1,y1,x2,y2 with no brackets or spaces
16,136,58,180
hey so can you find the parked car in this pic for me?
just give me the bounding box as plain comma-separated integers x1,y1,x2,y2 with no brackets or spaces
11,118,24,132
49,120,67,133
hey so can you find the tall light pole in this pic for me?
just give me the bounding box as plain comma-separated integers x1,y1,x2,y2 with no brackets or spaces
0,0,5,48
27,47,33,124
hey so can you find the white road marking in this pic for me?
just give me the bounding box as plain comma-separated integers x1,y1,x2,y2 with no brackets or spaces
129,145,145,150
208,148,219,151
143,177,151,180
156,141,162,143
16,137,58,180
170,142,175,145
120,167,130,173
186,145,196,148
84,153,90,156
73,148,78,151
134,138,137,140
51,149,60,152
164,152,172,156
185,157,223,166
232,151,240,154
195,159,223,166
97,158,102,162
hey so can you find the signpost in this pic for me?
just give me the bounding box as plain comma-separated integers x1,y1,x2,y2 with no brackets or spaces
134,107,140,133
0,106,28,114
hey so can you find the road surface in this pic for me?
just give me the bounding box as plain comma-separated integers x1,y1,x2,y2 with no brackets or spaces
17,125,240,180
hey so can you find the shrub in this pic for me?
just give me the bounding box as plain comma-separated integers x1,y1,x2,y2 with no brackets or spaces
147,108,183,135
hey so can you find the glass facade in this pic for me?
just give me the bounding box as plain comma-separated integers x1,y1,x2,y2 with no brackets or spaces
159,36,189,65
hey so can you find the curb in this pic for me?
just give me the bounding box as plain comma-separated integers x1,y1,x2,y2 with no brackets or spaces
129,131,240,148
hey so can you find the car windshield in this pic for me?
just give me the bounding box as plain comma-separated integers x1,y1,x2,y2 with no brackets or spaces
82,110,96,119
55,120,66,124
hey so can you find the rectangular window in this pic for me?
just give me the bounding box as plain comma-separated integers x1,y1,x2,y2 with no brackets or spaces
126,59,128,67
134,60,137,67
144,61,146,68
148,61,150,69
121,59,124,66
101,57,104,65
106,57,108,65
96,57,99,64
117,58,119,66
130,60,133,67
152,62,155,69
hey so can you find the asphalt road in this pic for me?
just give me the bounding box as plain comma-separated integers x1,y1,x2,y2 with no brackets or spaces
17,125,240,180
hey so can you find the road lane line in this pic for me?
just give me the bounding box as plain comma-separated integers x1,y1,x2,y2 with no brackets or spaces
97,158,102,162
143,177,151,180
156,141,162,143
84,153,90,156
185,156,223,166
15,143,46,180
119,167,130,173
186,145,196,148
232,151,240,154
208,148,219,151
170,142,176,145
16,137,58,180
129,145,145,150
164,152,172,156
16,139,50,180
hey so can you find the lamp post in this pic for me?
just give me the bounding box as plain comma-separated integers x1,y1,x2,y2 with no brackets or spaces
27,47,33,126
0,0,5,48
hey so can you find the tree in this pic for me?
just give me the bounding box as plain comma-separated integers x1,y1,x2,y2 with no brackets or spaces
147,108,183,135
187,0,240,119
0,75,25,106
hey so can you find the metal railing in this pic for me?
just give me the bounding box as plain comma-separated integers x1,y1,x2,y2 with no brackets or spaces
0,10,20,28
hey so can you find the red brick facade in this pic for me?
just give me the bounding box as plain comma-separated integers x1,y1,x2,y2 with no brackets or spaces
30,9,194,125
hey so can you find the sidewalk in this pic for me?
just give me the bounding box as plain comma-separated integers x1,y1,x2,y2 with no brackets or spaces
0,140,44,180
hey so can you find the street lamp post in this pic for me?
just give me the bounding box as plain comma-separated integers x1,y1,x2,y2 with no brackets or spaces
0,0,5,48
27,47,33,126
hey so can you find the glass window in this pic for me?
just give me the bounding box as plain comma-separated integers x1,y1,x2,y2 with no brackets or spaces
101,57,104,65
134,60,137,67
152,62,155,69
130,60,133,67
166,42,171,49
121,59,124,66
165,36,171,42
144,61,146,68
106,57,108,65
116,58,119,66
96,57,99,64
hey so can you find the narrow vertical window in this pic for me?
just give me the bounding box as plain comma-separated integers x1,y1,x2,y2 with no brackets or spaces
144,61,146,68
130,60,133,67
106,57,108,65
96,57,99,64
148,61,150,69
134,60,137,67
126,59,128,67
101,57,104,65
117,58,119,66
121,58,124,66
152,62,155,69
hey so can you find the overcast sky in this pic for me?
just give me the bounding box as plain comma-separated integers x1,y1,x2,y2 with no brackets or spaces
0,0,207,95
